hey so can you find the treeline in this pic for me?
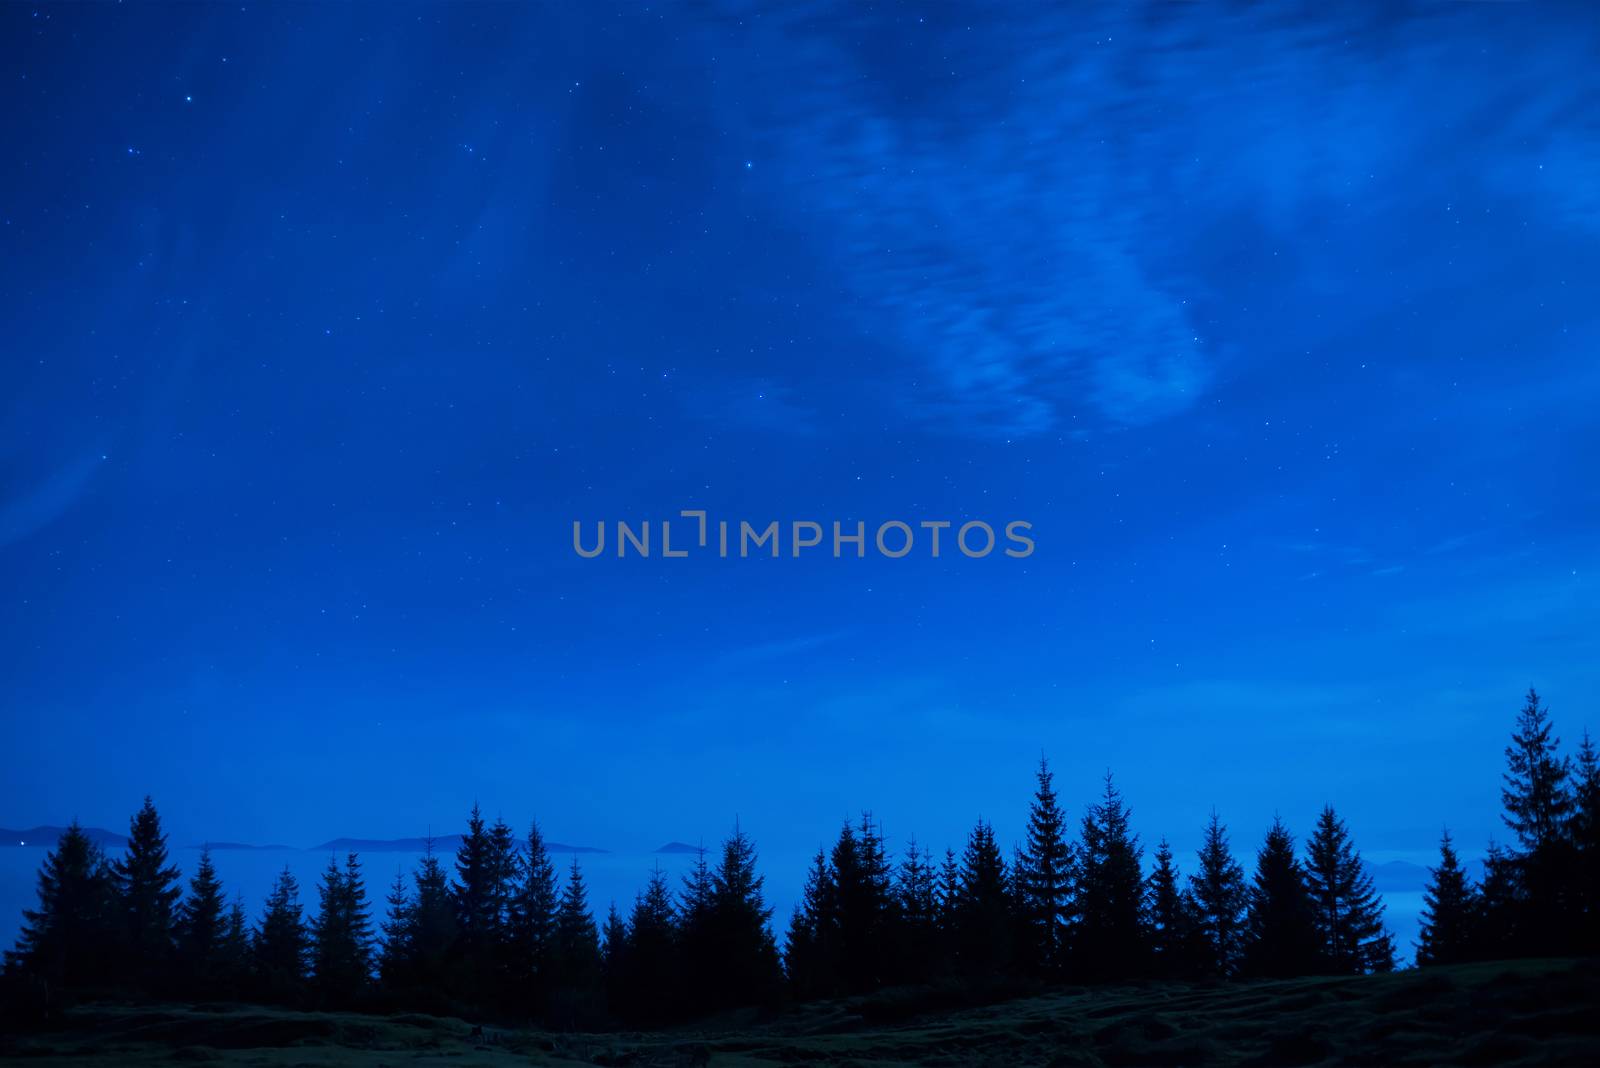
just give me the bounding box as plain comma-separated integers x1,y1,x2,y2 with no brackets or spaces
5,688,1598,1030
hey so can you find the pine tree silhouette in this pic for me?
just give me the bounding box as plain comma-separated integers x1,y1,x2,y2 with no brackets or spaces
704,824,782,1010
1144,838,1202,979
952,819,1011,978
111,797,182,985
783,848,835,1000
619,864,679,1026
601,901,628,1019
1571,731,1600,952
1241,818,1320,978
451,805,499,997
551,856,603,1027
216,895,251,997
1189,812,1247,977
253,866,308,1003
1015,758,1074,978
310,853,372,1005
896,838,941,980
1076,773,1146,980
1476,840,1522,960
377,868,414,991
1502,689,1573,854
1305,806,1393,974
175,847,228,993
1415,831,1479,967
1500,689,1576,954
4,822,115,990
507,821,559,1013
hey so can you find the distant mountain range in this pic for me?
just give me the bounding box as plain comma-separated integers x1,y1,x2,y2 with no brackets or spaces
1,826,128,849
655,841,702,854
308,835,607,855
0,827,603,855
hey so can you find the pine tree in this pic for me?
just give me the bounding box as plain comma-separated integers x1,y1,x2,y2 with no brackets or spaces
620,865,679,1026
896,838,940,980
550,856,603,1027
1014,758,1074,977
952,819,1011,977
1570,731,1600,952
253,866,308,1003
111,797,182,983
1241,818,1320,978
704,824,782,1010
411,843,458,993
829,815,897,993
507,821,559,1012
1502,688,1572,855
678,845,716,1010
783,848,835,1000
1075,773,1146,980
4,822,115,989
1305,806,1393,974
1415,831,1479,966
175,847,228,991
1144,838,1202,979
1476,840,1521,960
310,853,372,1004
1501,688,1576,953
1189,812,1246,977
452,805,498,991
216,895,252,996
377,868,414,991
601,902,628,1018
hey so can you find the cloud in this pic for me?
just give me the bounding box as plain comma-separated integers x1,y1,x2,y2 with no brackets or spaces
0,452,104,549
699,1,1599,439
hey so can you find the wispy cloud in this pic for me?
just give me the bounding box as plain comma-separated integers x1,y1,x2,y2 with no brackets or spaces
700,2,1599,439
0,452,105,549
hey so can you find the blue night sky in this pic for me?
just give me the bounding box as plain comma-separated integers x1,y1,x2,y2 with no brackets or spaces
2,2,1598,871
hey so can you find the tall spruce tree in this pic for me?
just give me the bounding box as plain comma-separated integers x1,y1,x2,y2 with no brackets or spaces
1415,831,1479,966
4,822,115,989
896,838,941,980
1015,758,1074,977
1241,818,1320,978
216,895,252,996
1571,731,1600,952
783,848,836,1000
678,845,716,1009
111,797,182,984
377,868,414,991
952,819,1012,977
507,821,559,1011
703,824,782,1010
1144,838,1202,979
1476,840,1522,959
1075,773,1146,980
1305,806,1393,973
828,815,897,993
601,902,628,1017
1189,812,1246,977
175,847,228,991
1500,689,1576,954
253,866,308,1003
1502,688,1573,855
452,805,499,987
310,853,372,1004
620,865,679,1026
550,856,604,1026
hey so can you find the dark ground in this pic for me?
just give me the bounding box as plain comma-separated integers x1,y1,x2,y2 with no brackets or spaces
3,958,1598,1066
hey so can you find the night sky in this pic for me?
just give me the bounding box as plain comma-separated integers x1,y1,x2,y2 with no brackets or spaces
3,3,1598,870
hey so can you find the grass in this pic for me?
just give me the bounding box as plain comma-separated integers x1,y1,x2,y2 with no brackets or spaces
3,958,1598,1066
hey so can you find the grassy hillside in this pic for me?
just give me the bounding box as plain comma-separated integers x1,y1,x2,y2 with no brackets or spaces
4,958,1597,1066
